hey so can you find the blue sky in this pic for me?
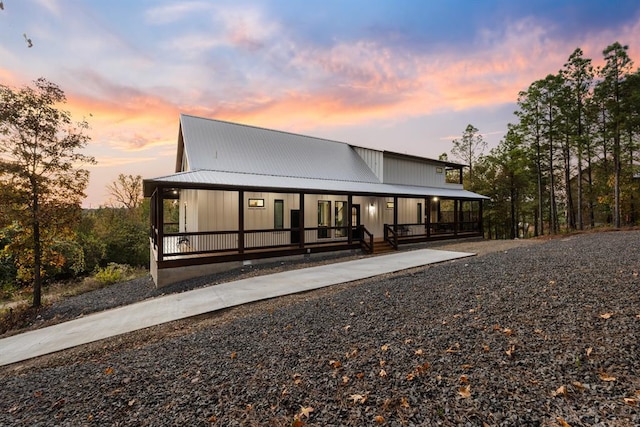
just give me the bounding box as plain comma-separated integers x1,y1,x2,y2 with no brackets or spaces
1,0,639,206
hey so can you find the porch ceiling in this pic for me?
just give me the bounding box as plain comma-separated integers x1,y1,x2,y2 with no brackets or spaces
143,169,489,200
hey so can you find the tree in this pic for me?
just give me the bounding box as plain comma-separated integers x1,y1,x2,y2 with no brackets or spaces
106,174,143,210
600,42,633,227
0,78,95,307
450,124,487,190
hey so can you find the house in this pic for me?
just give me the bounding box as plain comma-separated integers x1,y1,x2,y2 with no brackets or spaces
143,114,489,287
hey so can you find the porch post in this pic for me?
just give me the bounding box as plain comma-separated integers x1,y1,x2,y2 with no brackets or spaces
157,187,164,262
238,190,244,254
426,197,432,238
299,192,305,248
478,199,484,235
347,194,353,245
454,199,459,236
393,196,398,232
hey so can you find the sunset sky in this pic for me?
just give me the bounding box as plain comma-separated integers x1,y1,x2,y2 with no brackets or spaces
1,0,639,207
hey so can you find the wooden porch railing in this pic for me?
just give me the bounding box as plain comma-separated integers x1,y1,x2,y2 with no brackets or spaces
359,225,373,254
383,224,398,250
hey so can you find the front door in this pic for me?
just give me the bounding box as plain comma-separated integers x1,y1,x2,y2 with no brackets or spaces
351,204,361,239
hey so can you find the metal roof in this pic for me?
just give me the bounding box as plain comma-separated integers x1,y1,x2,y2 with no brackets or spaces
145,170,488,199
179,114,380,183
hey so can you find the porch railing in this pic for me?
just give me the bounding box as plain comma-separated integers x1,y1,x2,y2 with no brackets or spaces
383,224,398,250
360,226,373,254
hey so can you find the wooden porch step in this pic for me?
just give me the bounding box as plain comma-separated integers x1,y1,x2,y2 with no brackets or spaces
372,239,396,254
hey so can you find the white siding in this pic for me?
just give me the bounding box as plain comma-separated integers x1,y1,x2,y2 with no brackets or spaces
383,156,447,187
353,146,384,181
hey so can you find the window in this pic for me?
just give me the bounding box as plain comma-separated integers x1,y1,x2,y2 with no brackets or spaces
386,201,394,209
248,198,264,208
274,199,284,229
335,201,346,237
436,167,443,174
318,200,331,238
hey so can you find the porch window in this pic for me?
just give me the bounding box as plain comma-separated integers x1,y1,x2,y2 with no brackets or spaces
335,201,346,237
318,200,331,238
274,199,284,229
248,198,264,208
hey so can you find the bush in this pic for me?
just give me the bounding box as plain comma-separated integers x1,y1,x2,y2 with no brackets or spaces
94,263,133,286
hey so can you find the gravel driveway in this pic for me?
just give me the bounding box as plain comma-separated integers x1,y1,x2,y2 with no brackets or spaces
1,231,639,426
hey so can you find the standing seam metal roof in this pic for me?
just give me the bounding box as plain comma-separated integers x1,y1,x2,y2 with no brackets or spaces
180,114,380,183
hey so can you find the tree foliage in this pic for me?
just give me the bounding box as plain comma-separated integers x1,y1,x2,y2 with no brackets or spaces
457,41,640,238
0,78,95,306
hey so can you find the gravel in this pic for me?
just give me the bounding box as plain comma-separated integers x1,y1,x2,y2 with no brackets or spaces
1,231,639,426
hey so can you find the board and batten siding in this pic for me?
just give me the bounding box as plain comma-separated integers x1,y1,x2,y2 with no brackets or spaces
353,146,383,181
383,156,447,187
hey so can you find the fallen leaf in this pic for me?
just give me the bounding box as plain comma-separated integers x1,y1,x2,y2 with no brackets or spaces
445,346,459,353
379,369,387,377
379,360,386,367
482,344,490,352
493,324,501,331
128,399,136,406
572,381,585,390
345,349,359,358
636,314,640,319
342,375,349,384
381,344,389,351
458,385,471,398
599,372,616,382
374,415,385,423
552,385,567,397
459,374,469,383
404,339,413,344
400,397,410,408
356,372,365,379
415,348,424,355
349,394,367,404
293,373,303,385
599,312,613,319
556,417,572,427
586,347,593,357
230,352,237,359
534,328,543,334
290,419,304,427
505,345,515,357
406,372,415,381
208,416,217,422
415,362,430,374
623,397,638,406
503,328,514,336
104,367,114,375
549,280,556,285
299,406,314,418
329,360,342,369
461,364,473,370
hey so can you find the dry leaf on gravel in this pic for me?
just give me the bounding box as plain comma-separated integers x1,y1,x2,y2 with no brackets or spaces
349,394,367,404
556,417,572,427
599,312,613,319
552,385,567,397
299,406,314,418
599,372,616,382
458,385,471,398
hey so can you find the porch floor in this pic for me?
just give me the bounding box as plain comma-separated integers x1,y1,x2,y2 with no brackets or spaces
1,247,475,366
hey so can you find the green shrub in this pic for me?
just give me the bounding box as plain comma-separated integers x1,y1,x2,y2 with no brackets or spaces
94,263,132,286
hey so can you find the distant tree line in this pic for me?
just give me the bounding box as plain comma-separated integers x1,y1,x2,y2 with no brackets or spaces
452,42,640,239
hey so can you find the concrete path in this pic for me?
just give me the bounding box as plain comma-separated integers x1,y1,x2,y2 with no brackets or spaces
0,248,474,367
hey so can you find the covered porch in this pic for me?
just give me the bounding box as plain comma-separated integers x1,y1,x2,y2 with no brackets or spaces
145,181,484,287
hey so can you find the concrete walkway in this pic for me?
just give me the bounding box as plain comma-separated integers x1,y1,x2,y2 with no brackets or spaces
0,248,474,367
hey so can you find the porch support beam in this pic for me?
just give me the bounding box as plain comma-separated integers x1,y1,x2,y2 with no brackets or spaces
393,196,398,232
299,192,305,248
478,199,484,235
454,199,459,236
157,187,164,262
238,190,244,253
347,194,353,245
425,197,431,238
